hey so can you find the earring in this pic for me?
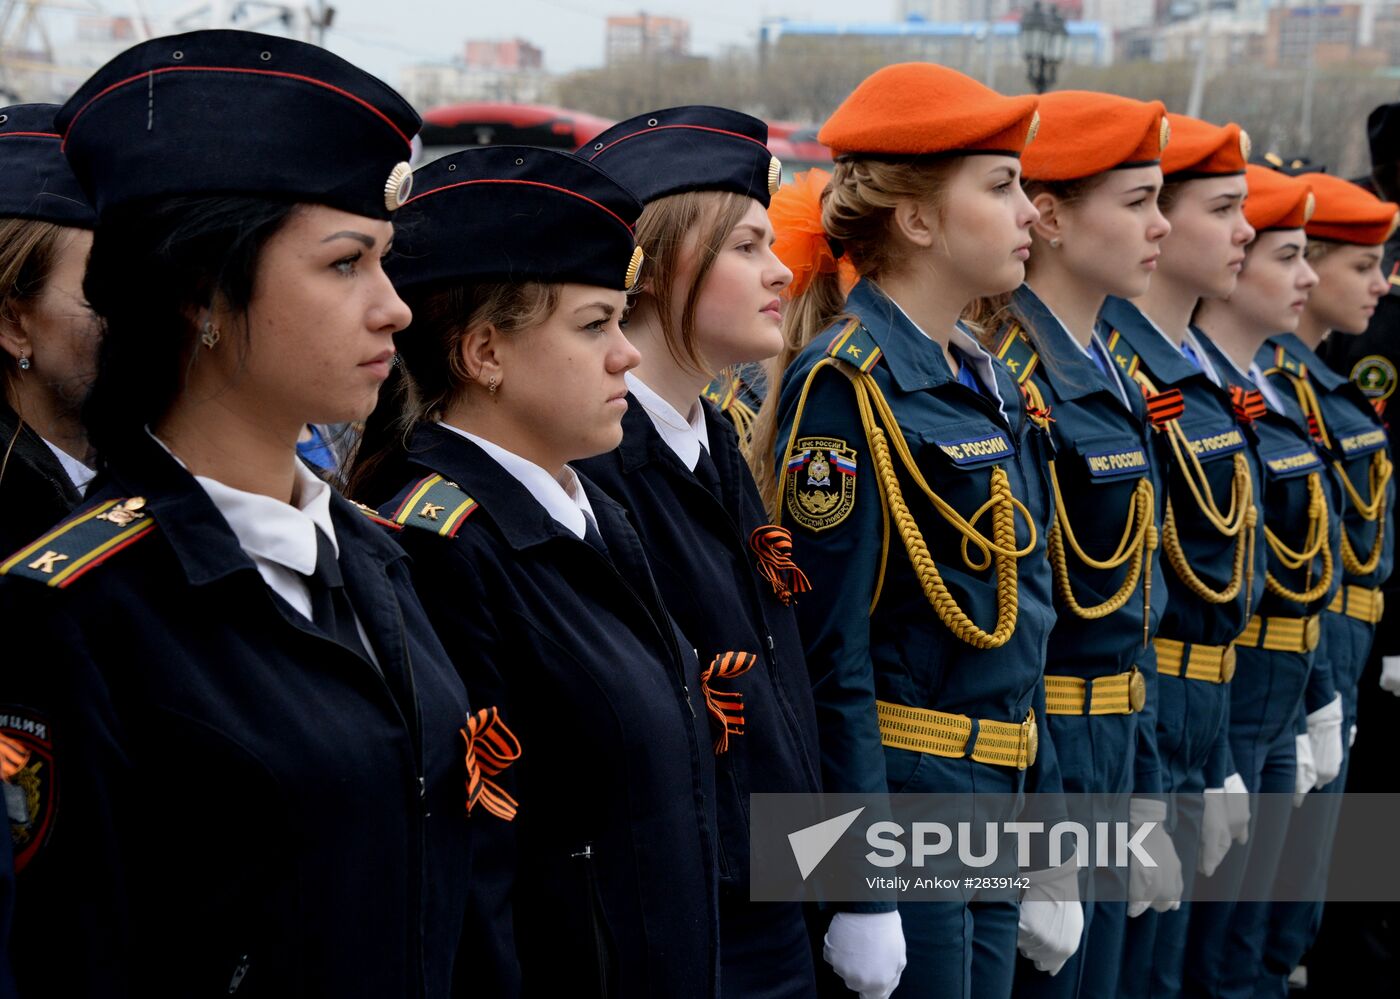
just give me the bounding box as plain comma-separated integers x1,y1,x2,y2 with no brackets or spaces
200,320,221,349
487,376,499,397
17,353,30,371
1049,238,1062,248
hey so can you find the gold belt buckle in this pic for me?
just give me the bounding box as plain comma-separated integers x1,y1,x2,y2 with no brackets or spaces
1023,710,1039,768
1221,645,1237,683
1305,615,1321,651
1128,667,1147,712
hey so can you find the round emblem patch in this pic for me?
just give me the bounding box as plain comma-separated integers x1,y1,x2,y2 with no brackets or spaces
2,707,56,872
1351,354,1397,400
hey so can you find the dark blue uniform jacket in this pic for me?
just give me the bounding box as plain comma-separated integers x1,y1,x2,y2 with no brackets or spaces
381,424,720,999
0,431,476,999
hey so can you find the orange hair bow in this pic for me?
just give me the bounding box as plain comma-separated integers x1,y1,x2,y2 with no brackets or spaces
771,168,858,299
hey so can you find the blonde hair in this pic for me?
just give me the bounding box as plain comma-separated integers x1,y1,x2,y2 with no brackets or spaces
750,157,957,513
632,189,751,373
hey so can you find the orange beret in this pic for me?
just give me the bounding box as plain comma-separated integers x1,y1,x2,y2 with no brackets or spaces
1161,114,1250,178
1299,172,1400,245
1244,164,1314,232
1021,92,1169,182
818,63,1039,160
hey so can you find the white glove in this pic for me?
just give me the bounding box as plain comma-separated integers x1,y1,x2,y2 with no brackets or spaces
1350,723,1358,748
1223,772,1250,844
1294,733,1318,806
823,910,907,999
1127,798,1183,916
1199,787,1233,877
1382,656,1400,695
1017,859,1084,976
1307,694,1344,788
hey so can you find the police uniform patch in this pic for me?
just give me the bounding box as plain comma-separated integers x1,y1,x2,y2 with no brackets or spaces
1,707,55,872
785,437,857,531
1351,354,1397,400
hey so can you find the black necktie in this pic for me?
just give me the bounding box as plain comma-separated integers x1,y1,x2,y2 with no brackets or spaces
693,445,723,501
305,527,374,664
582,514,611,559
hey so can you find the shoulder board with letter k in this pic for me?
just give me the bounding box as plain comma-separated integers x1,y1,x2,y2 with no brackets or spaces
995,324,1040,385
825,319,883,373
0,497,156,588
1104,329,1141,379
391,474,479,537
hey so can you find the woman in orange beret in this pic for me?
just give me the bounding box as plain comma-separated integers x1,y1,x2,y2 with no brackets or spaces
983,90,1181,999
1183,165,1340,999
1097,115,1263,999
753,63,1067,999
1254,172,1396,995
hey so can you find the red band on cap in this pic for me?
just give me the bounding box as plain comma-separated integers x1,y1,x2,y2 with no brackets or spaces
0,132,61,139
587,123,769,161
404,177,635,235
62,65,413,151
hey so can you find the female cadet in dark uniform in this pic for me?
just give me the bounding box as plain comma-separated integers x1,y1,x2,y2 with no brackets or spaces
0,104,98,555
988,91,1180,999
573,106,822,999
755,64,1070,999
345,147,721,999
0,31,490,998
1097,114,1262,999
1183,166,1341,999
1255,173,1397,993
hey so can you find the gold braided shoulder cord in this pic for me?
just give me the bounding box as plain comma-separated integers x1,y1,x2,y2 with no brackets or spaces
1022,378,1158,639
1263,470,1332,604
1132,369,1257,606
728,397,757,457
847,367,1037,649
775,355,1039,648
1286,371,1392,577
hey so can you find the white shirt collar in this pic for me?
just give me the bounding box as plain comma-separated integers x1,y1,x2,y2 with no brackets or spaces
41,438,95,495
439,422,596,540
196,460,335,576
1186,332,1287,413
146,428,337,575
885,295,1012,423
625,371,710,471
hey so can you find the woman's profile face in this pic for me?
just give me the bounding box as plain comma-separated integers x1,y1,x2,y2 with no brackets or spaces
1229,229,1319,335
937,154,1040,298
1158,175,1255,301
1305,244,1389,335
212,204,411,429
489,282,638,468
7,227,100,409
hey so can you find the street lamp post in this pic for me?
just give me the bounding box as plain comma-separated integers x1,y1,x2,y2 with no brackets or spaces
1021,1,1070,95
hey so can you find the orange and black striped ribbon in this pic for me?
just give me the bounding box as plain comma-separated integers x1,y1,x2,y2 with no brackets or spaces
1230,386,1267,425
749,525,812,606
1372,398,1387,420
701,651,758,754
1307,413,1325,444
461,706,521,821
1019,385,1054,430
1144,387,1185,427
0,733,29,780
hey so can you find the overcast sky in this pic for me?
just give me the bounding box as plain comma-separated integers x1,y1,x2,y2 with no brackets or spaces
100,1,898,81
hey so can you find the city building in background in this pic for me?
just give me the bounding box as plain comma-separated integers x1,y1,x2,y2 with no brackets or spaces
604,11,690,64
398,37,550,108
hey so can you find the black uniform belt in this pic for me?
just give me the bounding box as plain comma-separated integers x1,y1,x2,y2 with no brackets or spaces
1327,584,1385,624
1155,638,1236,684
875,701,1038,770
1044,667,1146,715
1232,614,1321,653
